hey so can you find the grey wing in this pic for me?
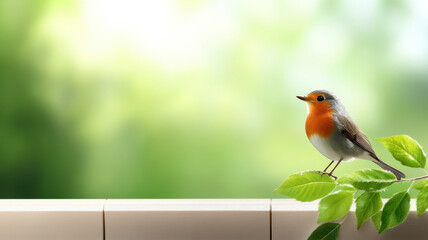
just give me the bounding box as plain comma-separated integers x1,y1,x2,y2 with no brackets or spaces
337,115,406,180
337,115,380,160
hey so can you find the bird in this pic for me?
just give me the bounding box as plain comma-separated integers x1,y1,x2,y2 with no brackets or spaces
297,89,405,180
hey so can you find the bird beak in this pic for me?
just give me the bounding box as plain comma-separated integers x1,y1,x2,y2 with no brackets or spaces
296,96,310,101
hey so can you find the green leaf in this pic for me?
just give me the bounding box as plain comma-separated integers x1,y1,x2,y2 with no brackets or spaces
417,185,428,216
379,191,410,233
308,223,341,240
377,135,426,168
372,211,382,231
355,192,383,229
336,184,356,192
337,169,396,191
413,179,428,191
273,171,336,202
318,191,353,223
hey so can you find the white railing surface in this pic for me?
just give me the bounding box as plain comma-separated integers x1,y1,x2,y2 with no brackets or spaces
0,199,427,240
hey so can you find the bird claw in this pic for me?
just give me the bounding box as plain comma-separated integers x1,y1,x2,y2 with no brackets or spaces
317,171,337,180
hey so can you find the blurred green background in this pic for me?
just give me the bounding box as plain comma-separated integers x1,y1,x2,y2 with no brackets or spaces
1,0,428,198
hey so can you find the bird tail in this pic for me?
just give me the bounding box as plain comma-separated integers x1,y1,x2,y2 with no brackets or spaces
373,159,405,180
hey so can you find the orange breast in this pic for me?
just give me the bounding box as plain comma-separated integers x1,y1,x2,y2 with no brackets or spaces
305,103,335,138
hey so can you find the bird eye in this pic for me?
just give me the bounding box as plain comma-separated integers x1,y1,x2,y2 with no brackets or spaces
317,95,324,102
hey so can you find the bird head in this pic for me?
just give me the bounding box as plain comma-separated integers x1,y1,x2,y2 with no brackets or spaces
297,90,339,113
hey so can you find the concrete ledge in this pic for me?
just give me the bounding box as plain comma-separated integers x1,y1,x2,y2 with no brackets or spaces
104,199,270,240
0,200,104,240
272,199,428,240
0,199,426,240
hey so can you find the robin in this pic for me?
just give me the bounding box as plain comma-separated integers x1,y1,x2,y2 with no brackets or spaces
297,90,405,180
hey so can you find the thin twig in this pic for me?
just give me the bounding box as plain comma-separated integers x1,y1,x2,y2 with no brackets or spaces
395,175,428,183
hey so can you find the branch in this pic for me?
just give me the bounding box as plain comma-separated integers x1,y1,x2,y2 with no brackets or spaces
395,175,428,182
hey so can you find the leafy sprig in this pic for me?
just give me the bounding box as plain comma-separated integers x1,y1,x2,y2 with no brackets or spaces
274,135,428,239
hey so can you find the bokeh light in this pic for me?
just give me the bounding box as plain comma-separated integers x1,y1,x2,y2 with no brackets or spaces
1,0,428,198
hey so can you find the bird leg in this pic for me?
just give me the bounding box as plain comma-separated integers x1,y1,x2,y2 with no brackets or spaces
323,161,334,172
327,159,343,179
317,160,335,178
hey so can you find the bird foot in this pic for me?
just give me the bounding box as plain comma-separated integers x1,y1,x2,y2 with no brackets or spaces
317,171,337,180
